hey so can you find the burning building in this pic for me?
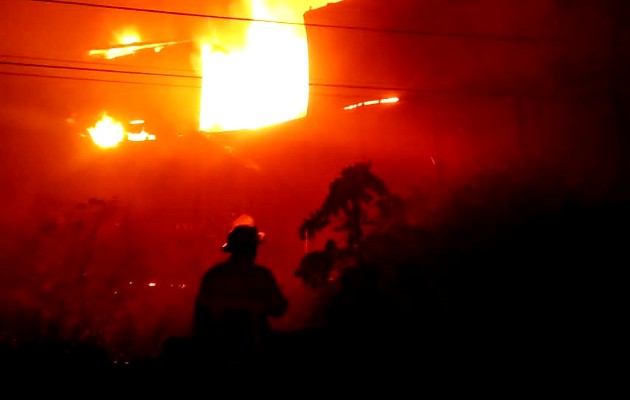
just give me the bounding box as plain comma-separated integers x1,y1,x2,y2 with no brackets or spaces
85,0,343,144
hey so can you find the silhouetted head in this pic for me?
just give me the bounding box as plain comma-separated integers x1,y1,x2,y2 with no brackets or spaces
221,224,265,257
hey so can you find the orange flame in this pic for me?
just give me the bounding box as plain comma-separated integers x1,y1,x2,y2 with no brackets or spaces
198,1,334,132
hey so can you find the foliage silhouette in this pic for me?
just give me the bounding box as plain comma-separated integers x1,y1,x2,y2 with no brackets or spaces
298,161,393,247
295,239,338,289
296,161,404,288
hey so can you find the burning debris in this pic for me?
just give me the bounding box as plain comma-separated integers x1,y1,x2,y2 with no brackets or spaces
88,27,191,60
89,40,190,60
86,114,155,148
343,97,400,111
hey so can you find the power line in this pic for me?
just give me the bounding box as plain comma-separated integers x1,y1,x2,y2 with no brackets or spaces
0,59,413,92
0,68,404,96
0,53,199,74
0,70,200,88
0,60,199,79
3,56,606,99
0,54,409,91
2,68,597,101
0,69,405,98
22,0,559,43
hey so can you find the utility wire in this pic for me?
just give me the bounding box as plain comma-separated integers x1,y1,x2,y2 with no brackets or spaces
2,68,600,100
0,53,199,74
2,55,608,99
22,0,562,43
0,59,414,92
0,70,199,88
0,69,404,99
0,60,199,79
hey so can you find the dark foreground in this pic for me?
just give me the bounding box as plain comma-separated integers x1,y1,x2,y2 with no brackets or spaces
0,200,623,391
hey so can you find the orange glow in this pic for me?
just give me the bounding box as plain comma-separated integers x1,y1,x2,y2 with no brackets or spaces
231,214,257,229
198,1,333,132
87,113,125,148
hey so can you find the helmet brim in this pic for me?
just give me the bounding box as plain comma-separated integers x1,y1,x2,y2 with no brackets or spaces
221,231,265,252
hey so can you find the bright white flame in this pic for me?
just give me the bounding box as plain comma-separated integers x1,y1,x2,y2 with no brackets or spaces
198,0,324,132
127,130,156,142
115,30,141,45
380,97,400,104
86,115,156,147
88,40,181,60
87,114,125,148
343,97,400,110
